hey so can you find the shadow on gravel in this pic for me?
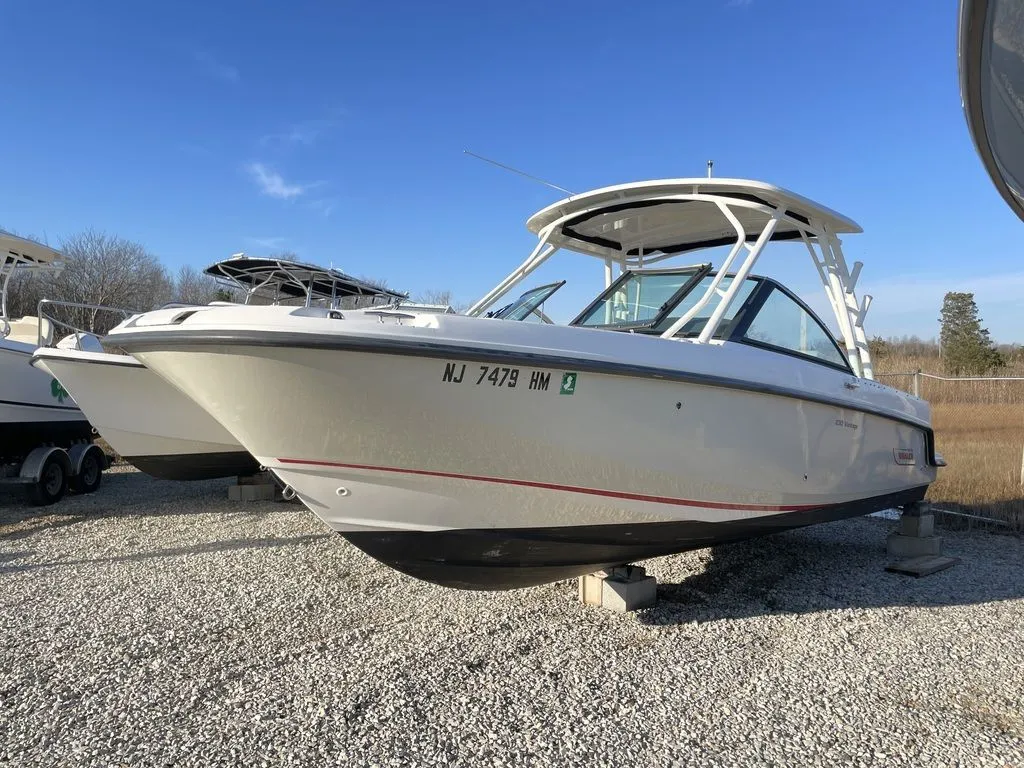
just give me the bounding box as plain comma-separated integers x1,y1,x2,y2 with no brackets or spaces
0,471,284,542
0,550,36,566
0,533,329,573
0,506,92,542
636,521,1024,626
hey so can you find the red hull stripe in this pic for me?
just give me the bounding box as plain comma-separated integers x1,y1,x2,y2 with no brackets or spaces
276,457,826,513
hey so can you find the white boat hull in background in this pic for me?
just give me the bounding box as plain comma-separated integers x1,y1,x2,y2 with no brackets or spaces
114,307,936,589
31,349,258,480
1,340,92,458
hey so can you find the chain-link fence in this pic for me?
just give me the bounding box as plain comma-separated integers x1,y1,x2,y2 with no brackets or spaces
876,371,1024,530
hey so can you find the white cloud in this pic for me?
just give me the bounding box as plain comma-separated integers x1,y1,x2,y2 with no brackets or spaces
245,162,316,199
192,51,239,83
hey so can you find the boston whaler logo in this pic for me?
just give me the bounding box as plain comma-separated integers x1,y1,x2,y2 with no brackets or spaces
51,378,70,404
560,372,578,396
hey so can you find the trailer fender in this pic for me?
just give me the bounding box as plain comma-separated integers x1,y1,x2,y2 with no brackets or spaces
68,443,105,494
67,443,105,474
19,446,72,483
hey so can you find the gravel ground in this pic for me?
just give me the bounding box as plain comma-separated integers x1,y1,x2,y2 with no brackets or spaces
1,467,1022,768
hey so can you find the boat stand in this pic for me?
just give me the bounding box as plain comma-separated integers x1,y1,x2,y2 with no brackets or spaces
227,470,277,502
578,564,657,612
885,501,959,576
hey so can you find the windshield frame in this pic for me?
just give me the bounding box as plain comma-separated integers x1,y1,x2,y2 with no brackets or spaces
729,278,853,374
569,264,712,330
488,280,566,321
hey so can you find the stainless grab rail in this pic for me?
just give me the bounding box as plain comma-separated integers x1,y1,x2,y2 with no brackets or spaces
35,299,140,348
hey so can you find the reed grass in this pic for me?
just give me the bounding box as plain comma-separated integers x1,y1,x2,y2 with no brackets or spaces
875,356,1024,530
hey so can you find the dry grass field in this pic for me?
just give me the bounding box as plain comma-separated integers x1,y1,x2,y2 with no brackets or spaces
875,354,1024,530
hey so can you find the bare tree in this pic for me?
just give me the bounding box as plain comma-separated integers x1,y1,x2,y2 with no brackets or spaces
24,230,173,335
356,274,390,290
173,264,229,305
4,270,46,321
417,289,454,306
415,289,467,313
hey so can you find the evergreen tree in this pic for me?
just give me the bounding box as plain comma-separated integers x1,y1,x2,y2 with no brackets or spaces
938,292,1004,375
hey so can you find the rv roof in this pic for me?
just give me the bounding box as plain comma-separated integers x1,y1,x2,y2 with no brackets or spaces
204,255,406,301
1,232,63,268
526,178,861,259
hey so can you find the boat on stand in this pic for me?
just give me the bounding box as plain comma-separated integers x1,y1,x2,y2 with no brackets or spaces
32,254,407,481
105,178,942,589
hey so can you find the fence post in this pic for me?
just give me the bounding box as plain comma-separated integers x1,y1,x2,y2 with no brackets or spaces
913,369,921,398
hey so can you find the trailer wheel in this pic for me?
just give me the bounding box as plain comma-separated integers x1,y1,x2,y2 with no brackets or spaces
70,446,103,494
27,453,69,506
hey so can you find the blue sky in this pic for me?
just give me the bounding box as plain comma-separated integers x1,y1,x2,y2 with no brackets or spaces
2,0,1021,340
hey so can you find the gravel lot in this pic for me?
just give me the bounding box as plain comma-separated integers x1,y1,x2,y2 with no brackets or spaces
1,467,1022,768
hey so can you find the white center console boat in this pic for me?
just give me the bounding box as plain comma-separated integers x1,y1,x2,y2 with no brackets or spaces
32,254,406,480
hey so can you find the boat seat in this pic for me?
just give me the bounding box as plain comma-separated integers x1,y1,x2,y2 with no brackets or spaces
5,315,53,346
56,332,105,352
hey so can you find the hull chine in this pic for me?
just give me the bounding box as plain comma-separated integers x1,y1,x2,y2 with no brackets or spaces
340,486,928,590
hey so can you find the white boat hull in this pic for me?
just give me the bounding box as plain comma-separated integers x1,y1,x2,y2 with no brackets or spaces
1,340,92,458
31,349,258,480
114,308,936,588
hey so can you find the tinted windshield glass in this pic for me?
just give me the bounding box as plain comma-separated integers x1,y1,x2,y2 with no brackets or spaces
653,275,758,338
742,286,848,368
491,281,565,321
574,271,700,328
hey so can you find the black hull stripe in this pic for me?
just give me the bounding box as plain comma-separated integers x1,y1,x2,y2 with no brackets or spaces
126,451,261,481
0,397,83,412
31,352,142,370
342,486,928,590
110,328,938,463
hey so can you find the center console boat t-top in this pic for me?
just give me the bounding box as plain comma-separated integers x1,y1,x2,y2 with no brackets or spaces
33,254,405,480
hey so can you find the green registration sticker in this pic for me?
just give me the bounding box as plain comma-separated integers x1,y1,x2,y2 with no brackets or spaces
560,372,577,395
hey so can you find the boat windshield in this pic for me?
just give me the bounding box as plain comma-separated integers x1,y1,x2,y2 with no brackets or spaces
572,267,759,339
652,273,758,338
572,267,708,330
488,281,566,322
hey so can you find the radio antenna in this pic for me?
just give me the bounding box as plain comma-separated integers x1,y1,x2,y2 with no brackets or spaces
463,150,575,195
